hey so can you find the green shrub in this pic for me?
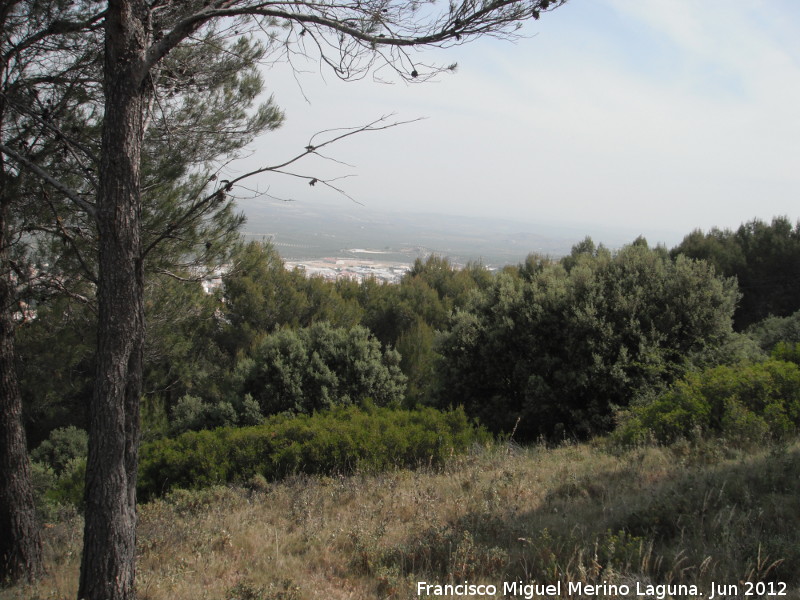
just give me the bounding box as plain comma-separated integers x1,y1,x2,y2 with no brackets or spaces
614,359,800,445
746,309,800,351
170,394,239,435
29,456,87,515
772,340,800,365
240,323,406,416
438,242,738,441
28,427,89,513
47,457,86,508
616,381,710,445
31,425,88,475
138,405,489,501
29,460,58,519
720,398,769,442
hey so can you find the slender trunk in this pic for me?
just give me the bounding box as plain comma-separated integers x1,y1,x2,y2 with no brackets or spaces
0,192,44,584
78,2,149,598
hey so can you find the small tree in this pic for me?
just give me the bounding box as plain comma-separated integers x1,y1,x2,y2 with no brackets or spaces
241,322,406,415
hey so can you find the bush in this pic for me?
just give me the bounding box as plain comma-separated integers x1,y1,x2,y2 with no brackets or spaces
170,394,211,434
31,425,88,475
614,359,800,445
138,405,489,501
29,427,89,513
46,457,87,508
170,393,258,435
746,308,800,350
29,460,58,520
29,457,87,515
240,322,406,416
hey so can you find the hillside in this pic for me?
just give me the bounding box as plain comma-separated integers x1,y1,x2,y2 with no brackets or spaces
6,439,800,600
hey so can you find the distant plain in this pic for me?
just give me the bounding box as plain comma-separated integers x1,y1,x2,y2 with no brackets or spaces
237,198,683,266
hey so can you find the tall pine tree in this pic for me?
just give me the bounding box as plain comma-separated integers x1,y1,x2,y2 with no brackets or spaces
2,1,566,595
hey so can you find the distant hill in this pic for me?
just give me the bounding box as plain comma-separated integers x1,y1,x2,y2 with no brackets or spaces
236,198,675,267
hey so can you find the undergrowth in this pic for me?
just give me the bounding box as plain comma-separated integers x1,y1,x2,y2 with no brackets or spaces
4,439,800,599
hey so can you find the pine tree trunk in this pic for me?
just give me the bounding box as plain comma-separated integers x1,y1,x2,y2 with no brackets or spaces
0,8,44,582
0,195,44,584
78,2,149,598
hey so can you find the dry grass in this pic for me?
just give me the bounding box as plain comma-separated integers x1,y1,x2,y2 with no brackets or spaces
4,439,800,599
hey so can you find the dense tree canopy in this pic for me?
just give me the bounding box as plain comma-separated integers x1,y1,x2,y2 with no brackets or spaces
438,240,738,439
672,217,800,330
238,322,406,415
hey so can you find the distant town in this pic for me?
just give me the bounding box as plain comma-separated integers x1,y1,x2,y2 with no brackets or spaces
285,256,412,284
199,254,416,296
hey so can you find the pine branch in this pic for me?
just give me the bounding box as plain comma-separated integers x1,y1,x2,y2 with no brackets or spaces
0,143,97,219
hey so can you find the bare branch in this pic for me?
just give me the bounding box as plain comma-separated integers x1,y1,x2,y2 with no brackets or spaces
150,267,203,283
142,114,417,260
237,114,423,183
222,114,422,199
146,0,566,79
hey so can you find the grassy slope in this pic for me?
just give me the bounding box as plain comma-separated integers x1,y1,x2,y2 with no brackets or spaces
4,440,800,600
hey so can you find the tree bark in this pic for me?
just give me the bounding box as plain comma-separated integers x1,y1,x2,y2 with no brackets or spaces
77,2,149,598
0,192,44,584
0,4,45,583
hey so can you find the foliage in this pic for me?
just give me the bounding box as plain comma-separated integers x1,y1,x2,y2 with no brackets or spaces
359,256,490,346
688,331,766,369
237,322,406,416
137,405,488,501
46,458,87,509
614,359,800,445
439,240,738,439
219,242,362,355
360,275,450,346
408,255,493,311
4,0,568,593
351,256,492,405
169,393,263,436
170,395,235,435
672,217,800,329
219,242,308,349
30,426,88,476
28,427,88,515
746,308,800,352
9,29,285,444
143,276,230,409
29,456,86,519
772,341,800,365
16,298,96,446
395,318,441,407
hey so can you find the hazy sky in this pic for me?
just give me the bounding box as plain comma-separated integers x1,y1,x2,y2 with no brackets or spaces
232,0,800,247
